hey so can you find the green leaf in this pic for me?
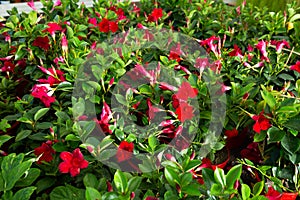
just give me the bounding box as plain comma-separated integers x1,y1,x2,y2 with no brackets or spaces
226,164,242,189
281,134,300,154
16,130,32,142
85,187,101,200
181,183,202,196
0,135,12,148
267,127,285,143
35,122,52,129
164,166,180,187
253,181,264,196
148,135,158,151
34,108,50,121
13,186,36,200
241,184,251,200
202,168,215,189
254,131,267,142
114,94,127,106
28,11,37,25
35,177,56,194
180,172,193,187
290,14,300,22
283,116,300,132
184,160,201,172
15,168,40,187
261,85,276,109
1,153,33,191
214,167,226,188
210,183,223,196
114,170,128,194
128,177,142,192
50,185,85,200
83,174,98,188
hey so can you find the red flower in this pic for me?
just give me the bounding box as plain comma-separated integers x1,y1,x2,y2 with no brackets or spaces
116,141,134,162
61,33,68,53
98,18,118,33
280,192,298,200
200,36,220,57
252,111,271,133
32,36,50,51
34,141,55,164
195,57,211,72
1,61,15,72
271,40,290,54
148,8,163,22
240,142,262,163
175,102,194,122
290,61,300,73
229,44,243,59
169,43,182,62
265,186,282,200
58,148,89,177
44,22,62,36
88,17,97,27
38,66,65,86
225,128,238,138
176,81,198,101
31,84,56,107
145,197,159,200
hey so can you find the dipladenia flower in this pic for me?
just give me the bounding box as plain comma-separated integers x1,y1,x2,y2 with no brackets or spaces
27,0,37,11
98,18,118,33
38,66,66,86
147,8,163,22
61,33,68,55
32,36,50,51
256,40,270,62
271,40,290,54
59,148,89,177
31,84,56,107
116,141,134,162
44,22,62,39
175,81,198,101
290,61,300,73
252,111,271,133
95,102,113,134
34,140,56,164
229,44,244,59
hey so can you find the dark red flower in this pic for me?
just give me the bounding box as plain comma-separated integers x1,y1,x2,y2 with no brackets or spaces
1,61,15,72
148,8,163,22
31,84,56,107
109,21,119,33
169,43,182,62
58,148,89,177
240,142,262,163
252,111,271,133
265,186,282,200
145,197,159,200
290,61,300,73
176,81,198,101
34,141,55,164
96,102,113,134
175,102,194,122
225,128,238,138
44,22,62,36
116,141,134,162
32,36,50,51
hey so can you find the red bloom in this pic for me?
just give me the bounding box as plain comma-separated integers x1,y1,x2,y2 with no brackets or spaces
145,197,159,200
175,102,194,122
58,148,89,177
31,84,56,107
280,192,298,200
172,94,180,109
32,36,50,51
252,111,271,133
229,44,243,59
44,22,62,36
176,81,198,101
290,61,300,73
240,142,262,163
265,186,282,200
256,40,270,62
88,17,97,27
116,141,134,162
98,18,118,33
34,141,55,164
200,36,220,57
1,61,15,72
169,43,182,62
271,40,290,53
225,128,238,138
38,66,65,86
148,8,163,22
195,57,211,71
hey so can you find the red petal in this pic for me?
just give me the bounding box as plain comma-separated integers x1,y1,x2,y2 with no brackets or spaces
69,167,80,177
60,151,73,161
58,162,70,173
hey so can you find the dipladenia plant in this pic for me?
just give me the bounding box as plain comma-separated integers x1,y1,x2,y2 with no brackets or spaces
0,0,299,199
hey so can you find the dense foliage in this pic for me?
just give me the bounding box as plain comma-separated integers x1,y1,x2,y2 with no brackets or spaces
0,0,300,199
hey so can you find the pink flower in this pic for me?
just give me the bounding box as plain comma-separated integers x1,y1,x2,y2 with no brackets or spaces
96,102,113,134
27,0,37,11
200,36,221,58
175,102,194,122
59,148,89,177
176,81,198,101
169,43,182,62
256,40,270,62
31,84,56,107
252,111,271,133
61,33,68,54
136,23,147,29
271,40,290,54
53,56,64,66
38,66,65,86
290,61,300,73
195,57,211,72
88,18,98,27
159,82,177,91
116,141,134,162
